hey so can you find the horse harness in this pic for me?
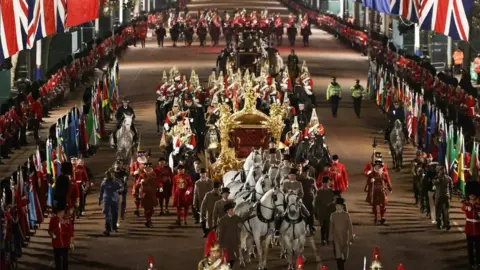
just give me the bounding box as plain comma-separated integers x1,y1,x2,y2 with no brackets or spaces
243,192,284,238
281,193,305,240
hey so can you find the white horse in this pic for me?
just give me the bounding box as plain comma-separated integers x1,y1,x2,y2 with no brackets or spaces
267,164,281,187
280,191,307,270
110,113,135,163
235,188,285,270
224,165,263,205
243,148,263,173
252,174,275,202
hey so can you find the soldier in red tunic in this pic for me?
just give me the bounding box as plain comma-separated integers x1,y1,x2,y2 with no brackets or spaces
365,160,393,225
71,157,90,217
462,182,480,268
329,155,349,193
155,157,173,215
363,152,389,178
172,165,193,225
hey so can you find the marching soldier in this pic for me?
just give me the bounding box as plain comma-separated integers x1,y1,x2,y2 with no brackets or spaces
350,79,365,118
298,166,316,234
193,168,213,224
154,25,167,48
155,157,173,215
326,77,342,118
329,197,354,270
29,97,42,141
212,188,233,228
197,15,208,47
113,159,129,221
71,157,90,217
172,165,193,225
315,175,335,245
200,181,222,237
433,165,452,230
365,160,392,225
99,169,121,235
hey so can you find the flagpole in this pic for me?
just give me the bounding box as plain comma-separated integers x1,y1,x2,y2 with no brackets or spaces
35,40,42,80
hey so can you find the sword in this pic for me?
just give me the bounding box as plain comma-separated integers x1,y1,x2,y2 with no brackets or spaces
363,256,366,270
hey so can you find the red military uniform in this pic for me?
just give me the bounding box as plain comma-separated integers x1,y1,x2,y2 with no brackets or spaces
172,172,193,223
303,123,325,137
462,201,480,236
155,165,173,212
72,162,89,214
48,214,74,249
141,169,158,226
364,162,389,177
67,176,80,218
329,162,349,192
365,168,392,223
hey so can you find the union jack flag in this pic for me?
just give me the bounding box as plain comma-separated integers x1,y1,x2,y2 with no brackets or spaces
419,0,472,41
27,0,67,49
390,0,421,22
0,0,29,59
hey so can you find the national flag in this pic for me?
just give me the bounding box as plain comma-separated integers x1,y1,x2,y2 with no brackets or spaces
46,139,52,175
361,0,392,14
0,0,29,59
418,0,473,41
27,0,67,49
459,133,466,193
470,141,478,181
102,78,109,108
65,0,98,27
390,0,421,22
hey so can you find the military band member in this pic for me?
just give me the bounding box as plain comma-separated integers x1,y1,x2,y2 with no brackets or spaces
165,101,185,131
212,188,233,228
365,160,392,225
194,168,213,225
200,181,222,237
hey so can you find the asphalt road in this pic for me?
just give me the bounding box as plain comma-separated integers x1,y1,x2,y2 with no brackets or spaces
16,28,470,270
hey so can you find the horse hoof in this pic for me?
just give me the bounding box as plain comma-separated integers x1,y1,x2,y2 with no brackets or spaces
240,261,246,268
250,253,256,259
280,253,287,259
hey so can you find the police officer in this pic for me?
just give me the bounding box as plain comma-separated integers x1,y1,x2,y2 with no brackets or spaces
113,159,129,221
433,165,453,230
326,77,342,118
99,169,121,236
350,79,365,118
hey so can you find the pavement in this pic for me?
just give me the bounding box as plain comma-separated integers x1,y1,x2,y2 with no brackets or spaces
15,28,471,270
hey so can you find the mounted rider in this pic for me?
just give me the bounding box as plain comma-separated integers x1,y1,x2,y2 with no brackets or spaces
113,100,137,147
385,100,408,143
165,98,185,131
303,110,325,138
262,136,282,162
284,116,301,157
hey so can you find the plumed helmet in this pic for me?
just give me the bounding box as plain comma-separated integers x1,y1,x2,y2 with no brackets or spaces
295,256,304,269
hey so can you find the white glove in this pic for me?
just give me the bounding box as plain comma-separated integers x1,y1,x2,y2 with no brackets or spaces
186,144,194,150
468,206,472,211
186,190,191,195
367,170,372,175
159,188,163,192
190,118,194,123
140,179,145,184
164,123,170,131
